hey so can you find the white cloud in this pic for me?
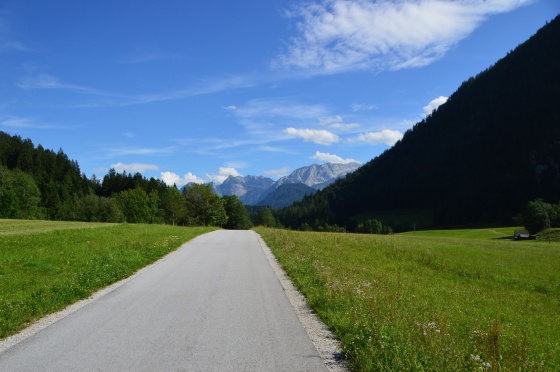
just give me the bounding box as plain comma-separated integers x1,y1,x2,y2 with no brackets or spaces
284,127,340,145
111,162,160,174
160,172,182,186
160,171,205,187
355,129,403,146
161,167,242,187
423,96,448,116
311,151,360,164
275,0,532,73
222,105,238,110
206,167,242,184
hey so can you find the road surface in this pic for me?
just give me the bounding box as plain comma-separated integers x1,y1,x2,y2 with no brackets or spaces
0,230,328,371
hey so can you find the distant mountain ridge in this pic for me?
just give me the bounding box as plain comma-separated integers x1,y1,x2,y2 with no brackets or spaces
213,175,275,205
213,162,360,206
275,163,361,189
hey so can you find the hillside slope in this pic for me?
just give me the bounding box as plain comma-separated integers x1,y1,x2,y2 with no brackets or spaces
278,16,560,231
256,183,317,209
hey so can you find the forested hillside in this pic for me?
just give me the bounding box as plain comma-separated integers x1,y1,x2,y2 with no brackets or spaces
0,132,251,228
278,16,560,231
256,183,317,209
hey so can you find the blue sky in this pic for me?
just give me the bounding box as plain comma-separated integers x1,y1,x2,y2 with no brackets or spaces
1,0,558,186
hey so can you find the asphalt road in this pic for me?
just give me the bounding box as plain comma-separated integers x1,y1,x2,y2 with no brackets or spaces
0,230,328,372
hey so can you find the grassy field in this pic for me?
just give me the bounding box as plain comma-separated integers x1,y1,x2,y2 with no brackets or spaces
0,219,215,339
398,226,522,239
256,227,560,371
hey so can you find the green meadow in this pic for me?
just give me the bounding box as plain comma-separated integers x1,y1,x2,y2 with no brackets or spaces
256,227,560,371
0,220,214,339
398,226,522,239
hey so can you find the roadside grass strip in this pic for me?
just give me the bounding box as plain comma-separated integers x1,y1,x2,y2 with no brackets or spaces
256,228,560,371
0,221,215,339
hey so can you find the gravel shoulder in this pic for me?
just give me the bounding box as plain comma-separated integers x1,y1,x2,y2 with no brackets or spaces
256,233,349,372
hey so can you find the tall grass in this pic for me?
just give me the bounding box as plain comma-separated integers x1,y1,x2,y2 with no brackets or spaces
256,228,560,371
0,220,214,339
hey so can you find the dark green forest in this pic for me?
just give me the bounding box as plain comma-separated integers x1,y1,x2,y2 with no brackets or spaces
0,131,252,229
277,15,560,232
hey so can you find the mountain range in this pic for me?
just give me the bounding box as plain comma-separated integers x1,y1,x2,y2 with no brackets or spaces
213,162,361,208
277,15,560,231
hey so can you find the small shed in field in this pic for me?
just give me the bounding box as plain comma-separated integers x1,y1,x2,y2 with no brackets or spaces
514,230,536,240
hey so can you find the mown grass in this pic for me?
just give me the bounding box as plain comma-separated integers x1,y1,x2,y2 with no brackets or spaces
398,227,523,240
0,219,115,236
256,227,560,371
0,220,215,339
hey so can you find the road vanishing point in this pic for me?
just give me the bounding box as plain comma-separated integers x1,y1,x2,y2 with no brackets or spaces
0,230,329,372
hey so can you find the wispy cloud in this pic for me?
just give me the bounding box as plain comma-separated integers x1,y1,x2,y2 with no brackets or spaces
258,145,298,154
234,99,328,120
0,40,29,53
224,98,332,146
111,162,160,174
16,72,263,109
274,0,533,73
117,50,180,64
351,103,378,112
17,74,110,96
0,116,60,129
318,115,360,131
263,166,292,179
0,16,30,53
97,145,176,159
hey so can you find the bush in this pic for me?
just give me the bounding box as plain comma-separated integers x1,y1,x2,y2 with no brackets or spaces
518,199,553,234
356,219,383,234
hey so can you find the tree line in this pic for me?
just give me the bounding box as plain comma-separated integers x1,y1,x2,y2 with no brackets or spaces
0,132,254,229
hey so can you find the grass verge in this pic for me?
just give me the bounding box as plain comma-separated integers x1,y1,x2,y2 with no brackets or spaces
0,220,215,339
256,227,560,371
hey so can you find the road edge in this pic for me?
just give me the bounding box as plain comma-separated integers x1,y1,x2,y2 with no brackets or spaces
0,233,208,353
255,232,349,372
